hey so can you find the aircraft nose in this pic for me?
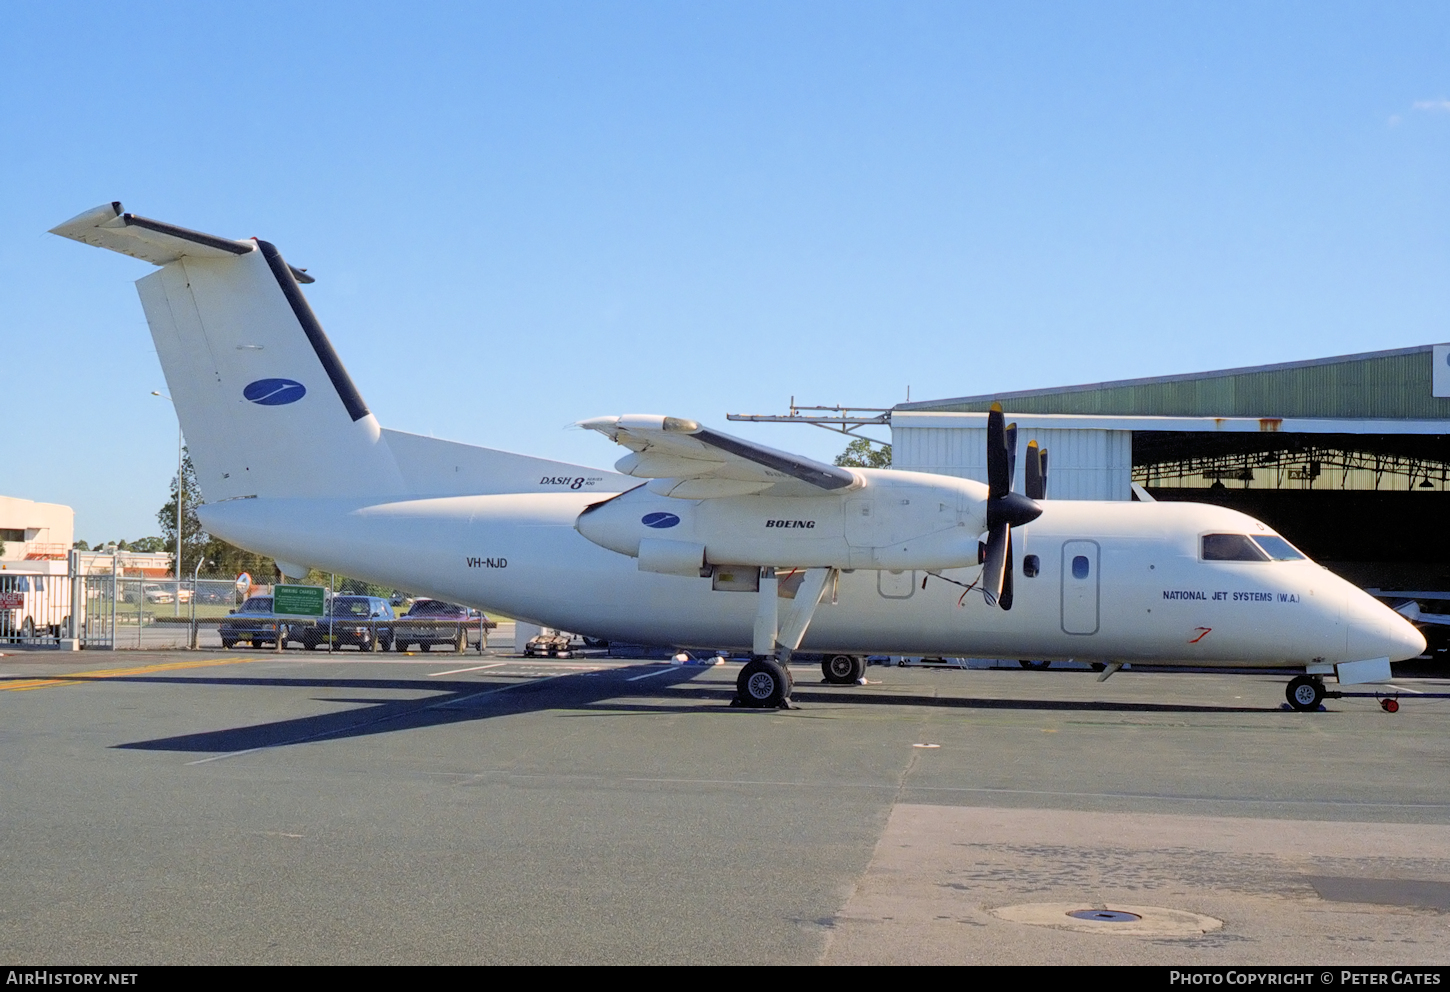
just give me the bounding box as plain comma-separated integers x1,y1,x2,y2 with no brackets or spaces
1346,604,1427,663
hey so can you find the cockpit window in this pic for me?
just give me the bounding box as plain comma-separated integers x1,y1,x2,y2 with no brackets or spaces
1251,535,1306,561
1201,534,1271,561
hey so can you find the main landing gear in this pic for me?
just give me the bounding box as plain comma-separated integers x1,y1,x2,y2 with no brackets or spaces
822,654,865,685
736,657,793,708
1286,675,1324,712
733,566,837,709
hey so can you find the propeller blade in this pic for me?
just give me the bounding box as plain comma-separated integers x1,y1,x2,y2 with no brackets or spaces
999,530,1015,611
1025,440,1042,501
981,522,1009,606
986,403,1009,499
1005,423,1018,493
1039,447,1048,499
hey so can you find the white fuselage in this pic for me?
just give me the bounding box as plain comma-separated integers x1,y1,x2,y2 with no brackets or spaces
199,491,1423,668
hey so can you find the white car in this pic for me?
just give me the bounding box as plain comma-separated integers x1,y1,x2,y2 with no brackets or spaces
142,583,192,604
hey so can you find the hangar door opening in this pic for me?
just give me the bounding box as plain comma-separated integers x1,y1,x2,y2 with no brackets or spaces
1060,540,1100,635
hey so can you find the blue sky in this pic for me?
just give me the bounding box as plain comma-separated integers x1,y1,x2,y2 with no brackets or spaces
4,2,1448,543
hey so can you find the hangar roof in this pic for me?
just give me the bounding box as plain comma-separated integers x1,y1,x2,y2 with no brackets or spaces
898,344,1450,420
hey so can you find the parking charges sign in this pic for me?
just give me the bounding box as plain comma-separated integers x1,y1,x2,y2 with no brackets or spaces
274,584,326,617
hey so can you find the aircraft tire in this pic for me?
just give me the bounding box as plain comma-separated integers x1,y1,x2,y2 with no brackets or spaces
737,658,789,708
1286,675,1324,712
822,654,864,685
1018,660,1051,669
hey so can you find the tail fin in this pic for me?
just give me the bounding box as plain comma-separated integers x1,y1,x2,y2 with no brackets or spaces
52,203,405,502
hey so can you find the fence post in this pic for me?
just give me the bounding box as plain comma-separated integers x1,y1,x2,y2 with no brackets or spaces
62,550,81,651
109,554,118,651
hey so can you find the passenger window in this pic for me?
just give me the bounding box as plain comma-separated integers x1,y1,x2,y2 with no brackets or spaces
1071,555,1089,580
1023,555,1040,578
1202,534,1271,561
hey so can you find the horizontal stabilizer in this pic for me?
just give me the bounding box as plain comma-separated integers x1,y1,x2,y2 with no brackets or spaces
50,202,313,281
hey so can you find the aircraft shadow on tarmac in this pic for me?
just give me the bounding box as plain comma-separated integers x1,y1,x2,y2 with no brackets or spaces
95,667,1273,756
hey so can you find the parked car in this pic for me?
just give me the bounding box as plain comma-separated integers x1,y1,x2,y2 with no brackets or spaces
220,596,290,648
141,582,193,604
300,596,395,652
394,599,489,652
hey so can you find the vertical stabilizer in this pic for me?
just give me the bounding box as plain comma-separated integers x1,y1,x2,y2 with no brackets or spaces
52,204,405,502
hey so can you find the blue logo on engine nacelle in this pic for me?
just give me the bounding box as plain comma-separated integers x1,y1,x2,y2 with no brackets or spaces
243,378,307,405
641,512,681,529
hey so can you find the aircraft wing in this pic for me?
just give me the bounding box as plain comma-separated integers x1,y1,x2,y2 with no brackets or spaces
578,415,858,498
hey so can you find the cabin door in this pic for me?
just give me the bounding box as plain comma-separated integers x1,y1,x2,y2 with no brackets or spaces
1060,540,1100,635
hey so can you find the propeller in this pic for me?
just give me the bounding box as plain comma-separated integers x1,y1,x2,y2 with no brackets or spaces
981,403,1044,610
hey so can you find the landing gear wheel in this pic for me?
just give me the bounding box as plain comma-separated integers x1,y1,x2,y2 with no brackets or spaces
822,654,864,685
736,658,790,708
1018,660,1051,669
1089,662,1106,672
1286,675,1324,712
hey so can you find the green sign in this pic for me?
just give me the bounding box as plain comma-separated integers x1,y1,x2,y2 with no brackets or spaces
274,584,325,616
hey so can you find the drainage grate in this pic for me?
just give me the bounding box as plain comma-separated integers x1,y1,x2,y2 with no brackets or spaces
1068,909,1142,923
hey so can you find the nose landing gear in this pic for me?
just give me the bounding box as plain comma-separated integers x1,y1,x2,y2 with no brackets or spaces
1286,675,1324,712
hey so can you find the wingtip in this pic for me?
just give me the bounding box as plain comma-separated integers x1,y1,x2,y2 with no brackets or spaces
48,201,124,238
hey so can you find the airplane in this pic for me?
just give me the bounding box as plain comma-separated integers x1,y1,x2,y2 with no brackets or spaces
49,203,1427,713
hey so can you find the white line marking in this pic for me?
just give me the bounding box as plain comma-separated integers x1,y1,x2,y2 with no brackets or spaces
429,662,507,677
626,668,671,681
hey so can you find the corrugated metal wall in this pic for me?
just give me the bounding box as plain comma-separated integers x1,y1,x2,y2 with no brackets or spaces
904,348,1450,419
892,427,1132,500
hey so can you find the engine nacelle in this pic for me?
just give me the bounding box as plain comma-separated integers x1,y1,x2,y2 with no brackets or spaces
575,469,991,571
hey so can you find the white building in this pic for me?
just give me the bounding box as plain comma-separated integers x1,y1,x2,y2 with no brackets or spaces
0,495,73,562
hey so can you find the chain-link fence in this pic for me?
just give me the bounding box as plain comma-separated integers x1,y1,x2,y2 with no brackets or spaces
3,557,502,653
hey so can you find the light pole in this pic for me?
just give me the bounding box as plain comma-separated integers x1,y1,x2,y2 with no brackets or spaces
151,391,183,617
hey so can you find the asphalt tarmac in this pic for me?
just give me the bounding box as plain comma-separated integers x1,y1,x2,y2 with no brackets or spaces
1,647,1446,965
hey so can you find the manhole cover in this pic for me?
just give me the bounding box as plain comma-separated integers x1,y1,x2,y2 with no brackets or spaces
1068,909,1141,922
991,902,1222,936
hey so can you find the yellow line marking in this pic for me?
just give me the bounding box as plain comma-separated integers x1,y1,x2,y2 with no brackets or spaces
0,656,260,692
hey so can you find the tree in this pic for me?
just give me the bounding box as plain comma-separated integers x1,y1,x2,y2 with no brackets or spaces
158,451,208,575
158,451,276,578
834,437,891,469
